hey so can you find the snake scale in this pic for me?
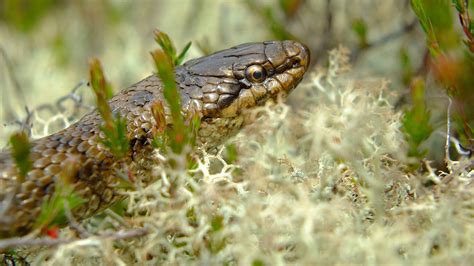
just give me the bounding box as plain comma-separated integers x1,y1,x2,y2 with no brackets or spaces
0,40,310,238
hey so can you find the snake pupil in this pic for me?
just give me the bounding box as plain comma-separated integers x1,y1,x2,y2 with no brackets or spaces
245,65,266,83
253,71,262,79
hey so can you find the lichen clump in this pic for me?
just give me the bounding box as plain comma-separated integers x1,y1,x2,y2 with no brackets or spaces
14,48,474,265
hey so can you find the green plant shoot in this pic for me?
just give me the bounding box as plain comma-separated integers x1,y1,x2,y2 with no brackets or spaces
151,30,198,154
402,78,433,158
34,159,84,231
154,30,192,66
9,132,32,181
89,58,129,159
352,18,369,48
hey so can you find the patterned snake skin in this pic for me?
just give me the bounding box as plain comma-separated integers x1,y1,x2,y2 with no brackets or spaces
0,40,310,238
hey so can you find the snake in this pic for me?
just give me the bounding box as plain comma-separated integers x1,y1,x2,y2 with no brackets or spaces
0,40,310,238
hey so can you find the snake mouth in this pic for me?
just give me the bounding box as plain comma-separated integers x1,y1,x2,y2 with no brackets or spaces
269,41,310,93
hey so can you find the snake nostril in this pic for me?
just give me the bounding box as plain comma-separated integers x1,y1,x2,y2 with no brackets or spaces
292,58,301,68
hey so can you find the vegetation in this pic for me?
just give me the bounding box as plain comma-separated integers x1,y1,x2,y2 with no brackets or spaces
89,58,130,159
9,132,32,181
411,0,473,155
0,1,472,265
151,30,198,155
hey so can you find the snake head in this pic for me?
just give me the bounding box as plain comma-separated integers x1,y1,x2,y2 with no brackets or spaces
177,40,310,118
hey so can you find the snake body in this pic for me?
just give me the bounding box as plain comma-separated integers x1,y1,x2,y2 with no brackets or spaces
0,40,310,238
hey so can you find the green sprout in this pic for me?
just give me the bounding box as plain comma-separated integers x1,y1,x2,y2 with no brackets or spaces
452,0,474,52
352,18,369,48
410,0,473,151
411,0,458,55
34,159,84,231
151,30,199,154
9,131,32,181
399,48,415,86
402,78,433,159
153,29,192,66
89,58,129,159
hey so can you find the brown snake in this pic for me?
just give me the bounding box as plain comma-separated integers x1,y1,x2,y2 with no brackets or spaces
0,40,310,238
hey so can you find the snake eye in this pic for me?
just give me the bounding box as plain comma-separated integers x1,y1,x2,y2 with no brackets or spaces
245,65,267,83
